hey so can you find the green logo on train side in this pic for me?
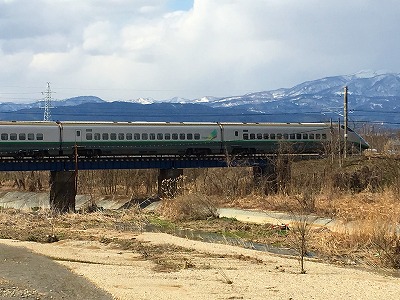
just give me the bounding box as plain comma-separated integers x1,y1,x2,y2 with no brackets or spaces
205,129,218,140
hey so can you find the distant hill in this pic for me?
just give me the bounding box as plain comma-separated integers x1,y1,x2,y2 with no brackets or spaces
1,72,399,127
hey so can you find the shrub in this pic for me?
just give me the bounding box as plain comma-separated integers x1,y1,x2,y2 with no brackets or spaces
159,193,218,221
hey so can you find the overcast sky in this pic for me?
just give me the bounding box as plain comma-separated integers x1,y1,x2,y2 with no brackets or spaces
0,0,399,102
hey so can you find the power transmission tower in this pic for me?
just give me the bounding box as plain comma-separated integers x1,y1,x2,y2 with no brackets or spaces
42,82,53,121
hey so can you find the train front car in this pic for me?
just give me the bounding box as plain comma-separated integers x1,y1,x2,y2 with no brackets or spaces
221,122,333,155
346,127,370,152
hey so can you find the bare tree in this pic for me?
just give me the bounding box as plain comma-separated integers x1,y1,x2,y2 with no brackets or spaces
288,192,318,274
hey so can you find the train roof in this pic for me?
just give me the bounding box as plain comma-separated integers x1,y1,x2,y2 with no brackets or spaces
0,121,333,127
0,121,59,126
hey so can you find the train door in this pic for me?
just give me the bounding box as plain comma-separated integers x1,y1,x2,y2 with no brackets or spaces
73,129,87,156
75,129,83,143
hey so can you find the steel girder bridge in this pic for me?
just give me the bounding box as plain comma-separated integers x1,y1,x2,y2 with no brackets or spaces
0,154,283,172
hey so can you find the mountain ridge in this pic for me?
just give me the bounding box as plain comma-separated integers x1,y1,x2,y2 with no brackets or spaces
1,72,399,127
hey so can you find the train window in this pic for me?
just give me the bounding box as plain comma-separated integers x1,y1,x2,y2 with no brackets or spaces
322,134,327,140
270,133,276,139
179,133,185,140
165,133,171,140
86,133,93,140
157,133,163,140
187,133,193,140
149,133,156,140
316,134,321,139
290,133,295,139
102,133,109,140
296,133,302,139
28,133,34,140
277,133,282,139
194,133,200,140
36,133,43,140
76,131,81,137
235,131,239,137
10,133,17,140
172,133,178,140
110,133,117,140
19,133,26,140
283,134,289,139
263,133,269,139
142,133,148,140
94,133,101,140
302,133,308,139
118,133,125,140
309,134,314,139
134,133,140,140
126,133,132,140
250,133,255,140
243,133,249,140
1,133,7,140
257,133,262,140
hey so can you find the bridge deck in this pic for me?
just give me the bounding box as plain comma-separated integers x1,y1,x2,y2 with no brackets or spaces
0,154,321,171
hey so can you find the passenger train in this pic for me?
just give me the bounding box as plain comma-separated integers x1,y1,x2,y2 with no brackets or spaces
0,121,369,158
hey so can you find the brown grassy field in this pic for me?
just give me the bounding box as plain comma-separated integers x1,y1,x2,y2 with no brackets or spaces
0,152,400,271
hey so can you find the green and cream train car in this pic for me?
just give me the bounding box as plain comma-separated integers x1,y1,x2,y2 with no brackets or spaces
0,121,369,157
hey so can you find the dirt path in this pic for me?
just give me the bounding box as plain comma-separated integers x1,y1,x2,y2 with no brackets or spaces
1,233,400,300
0,243,113,299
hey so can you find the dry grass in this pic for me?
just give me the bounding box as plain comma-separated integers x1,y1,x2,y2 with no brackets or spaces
158,193,218,221
191,156,400,270
313,217,400,269
1,155,400,270
184,167,254,199
317,190,400,221
0,207,147,242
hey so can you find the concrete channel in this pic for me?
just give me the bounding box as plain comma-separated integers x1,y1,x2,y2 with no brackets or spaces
218,207,339,229
0,192,345,232
0,191,126,210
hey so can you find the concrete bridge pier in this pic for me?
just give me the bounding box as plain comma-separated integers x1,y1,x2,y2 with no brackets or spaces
49,171,76,213
158,169,183,198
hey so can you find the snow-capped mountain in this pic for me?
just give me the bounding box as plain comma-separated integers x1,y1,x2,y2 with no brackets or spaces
194,72,400,125
206,72,400,107
0,72,399,126
126,96,220,105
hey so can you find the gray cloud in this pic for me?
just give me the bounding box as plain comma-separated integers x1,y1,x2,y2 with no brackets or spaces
0,0,399,102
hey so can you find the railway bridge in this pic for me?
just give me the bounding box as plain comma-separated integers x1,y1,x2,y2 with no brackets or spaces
0,154,306,212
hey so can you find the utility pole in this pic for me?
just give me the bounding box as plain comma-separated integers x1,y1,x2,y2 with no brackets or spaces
343,86,348,159
42,82,53,121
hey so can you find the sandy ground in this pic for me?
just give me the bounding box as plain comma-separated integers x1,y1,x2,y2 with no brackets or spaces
1,232,400,300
